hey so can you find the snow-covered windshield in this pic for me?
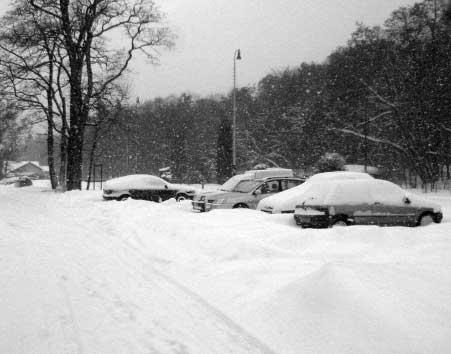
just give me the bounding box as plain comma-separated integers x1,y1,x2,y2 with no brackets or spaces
220,175,262,193
220,174,253,191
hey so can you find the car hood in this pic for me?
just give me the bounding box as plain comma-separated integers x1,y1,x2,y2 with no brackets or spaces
169,183,197,194
407,192,442,212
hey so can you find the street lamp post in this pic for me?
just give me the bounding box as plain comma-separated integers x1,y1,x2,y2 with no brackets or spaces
232,49,241,175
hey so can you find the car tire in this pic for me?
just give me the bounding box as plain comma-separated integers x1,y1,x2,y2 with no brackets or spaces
417,213,434,227
118,195,130,201
331,217,348,227
233,203,249,208
176,194,188,202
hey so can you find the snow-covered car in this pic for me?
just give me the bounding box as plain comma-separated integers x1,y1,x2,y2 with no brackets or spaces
14,176,33,187
257,171,374,214
192,168,304,211
0,176,20,185
293,179,443,228
0,176,33,187
102,174,197,202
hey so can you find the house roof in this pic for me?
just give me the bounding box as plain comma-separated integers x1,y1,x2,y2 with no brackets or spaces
4,161,43,173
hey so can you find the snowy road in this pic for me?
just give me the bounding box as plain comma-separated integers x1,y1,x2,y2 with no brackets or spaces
1,183,451,354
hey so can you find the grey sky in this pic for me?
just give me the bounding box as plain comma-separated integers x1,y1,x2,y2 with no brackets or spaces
135,0,418,99
1,0,418,100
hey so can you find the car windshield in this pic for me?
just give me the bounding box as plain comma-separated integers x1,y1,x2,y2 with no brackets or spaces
219,174,253,191
231,180,262,193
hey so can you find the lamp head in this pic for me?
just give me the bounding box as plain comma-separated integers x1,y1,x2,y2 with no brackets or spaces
236,49,241,60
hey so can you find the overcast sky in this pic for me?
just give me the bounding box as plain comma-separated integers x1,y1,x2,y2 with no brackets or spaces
0,0,418,100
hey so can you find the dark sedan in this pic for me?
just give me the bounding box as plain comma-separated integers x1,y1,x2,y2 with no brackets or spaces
102,174,196,202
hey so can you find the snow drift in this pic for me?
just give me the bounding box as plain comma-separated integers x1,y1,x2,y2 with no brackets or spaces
1,183,451,354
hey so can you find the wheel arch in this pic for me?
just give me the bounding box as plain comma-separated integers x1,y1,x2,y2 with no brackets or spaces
233,203,249,208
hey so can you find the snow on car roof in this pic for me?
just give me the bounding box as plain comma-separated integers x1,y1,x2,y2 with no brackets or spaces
300,179,408,206
257,171,373,212
103,174,167,190
244,168,294,179
307,171,373,182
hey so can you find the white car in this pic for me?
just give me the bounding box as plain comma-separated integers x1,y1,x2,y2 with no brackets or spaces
293,179,442,227
102,174,197,201
257,171,374,214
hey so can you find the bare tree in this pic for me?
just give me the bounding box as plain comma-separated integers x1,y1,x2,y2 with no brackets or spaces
0,0,172,190
0,2,65,188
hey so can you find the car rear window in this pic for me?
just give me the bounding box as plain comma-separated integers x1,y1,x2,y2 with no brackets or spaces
281,179,302,191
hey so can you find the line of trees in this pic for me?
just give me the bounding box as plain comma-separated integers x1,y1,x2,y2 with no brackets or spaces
92,0,451,187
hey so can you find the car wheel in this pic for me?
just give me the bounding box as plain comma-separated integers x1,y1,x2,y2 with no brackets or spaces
332,217,348,227
118,195,130,201
417,213,434,227
233,203,249,208
176,194,188,202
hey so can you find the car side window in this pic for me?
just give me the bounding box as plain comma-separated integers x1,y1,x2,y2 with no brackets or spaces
329,183,374,205
269,181,280,193
369,181,406,205
281,179,301,191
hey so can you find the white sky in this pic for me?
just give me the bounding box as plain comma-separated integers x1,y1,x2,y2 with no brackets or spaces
0,0,418,100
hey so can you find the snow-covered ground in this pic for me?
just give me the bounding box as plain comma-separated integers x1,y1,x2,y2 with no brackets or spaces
1,182,451,354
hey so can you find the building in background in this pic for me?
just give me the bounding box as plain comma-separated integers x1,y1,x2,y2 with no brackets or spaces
3,161,49,179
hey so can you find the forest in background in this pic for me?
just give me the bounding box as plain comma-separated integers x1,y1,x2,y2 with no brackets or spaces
3,0,451,187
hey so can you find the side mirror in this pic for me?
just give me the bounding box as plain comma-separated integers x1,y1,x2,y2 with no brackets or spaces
164,184,168,189
253,189,262,196
403,196,411,205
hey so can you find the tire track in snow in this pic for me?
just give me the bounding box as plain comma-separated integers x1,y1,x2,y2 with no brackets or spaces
0,188,276,354
92,205,278,354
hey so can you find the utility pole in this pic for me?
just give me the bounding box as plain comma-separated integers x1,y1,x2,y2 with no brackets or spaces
232,49,242,175
135,97,139,173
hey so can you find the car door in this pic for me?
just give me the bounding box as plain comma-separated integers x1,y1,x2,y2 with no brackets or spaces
248,181,280,209
159,185,178,201
131,177,171,202
369,181,416,226
330,182,376,225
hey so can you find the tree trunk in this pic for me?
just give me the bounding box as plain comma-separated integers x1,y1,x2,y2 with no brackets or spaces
59,128,68,191
86,126,99,190
66,126,84,191
65,63,85,191
46,123,58,189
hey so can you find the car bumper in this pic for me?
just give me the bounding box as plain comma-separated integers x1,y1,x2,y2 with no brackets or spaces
103,195,120,201
192,201,233,212
294,214,330,228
